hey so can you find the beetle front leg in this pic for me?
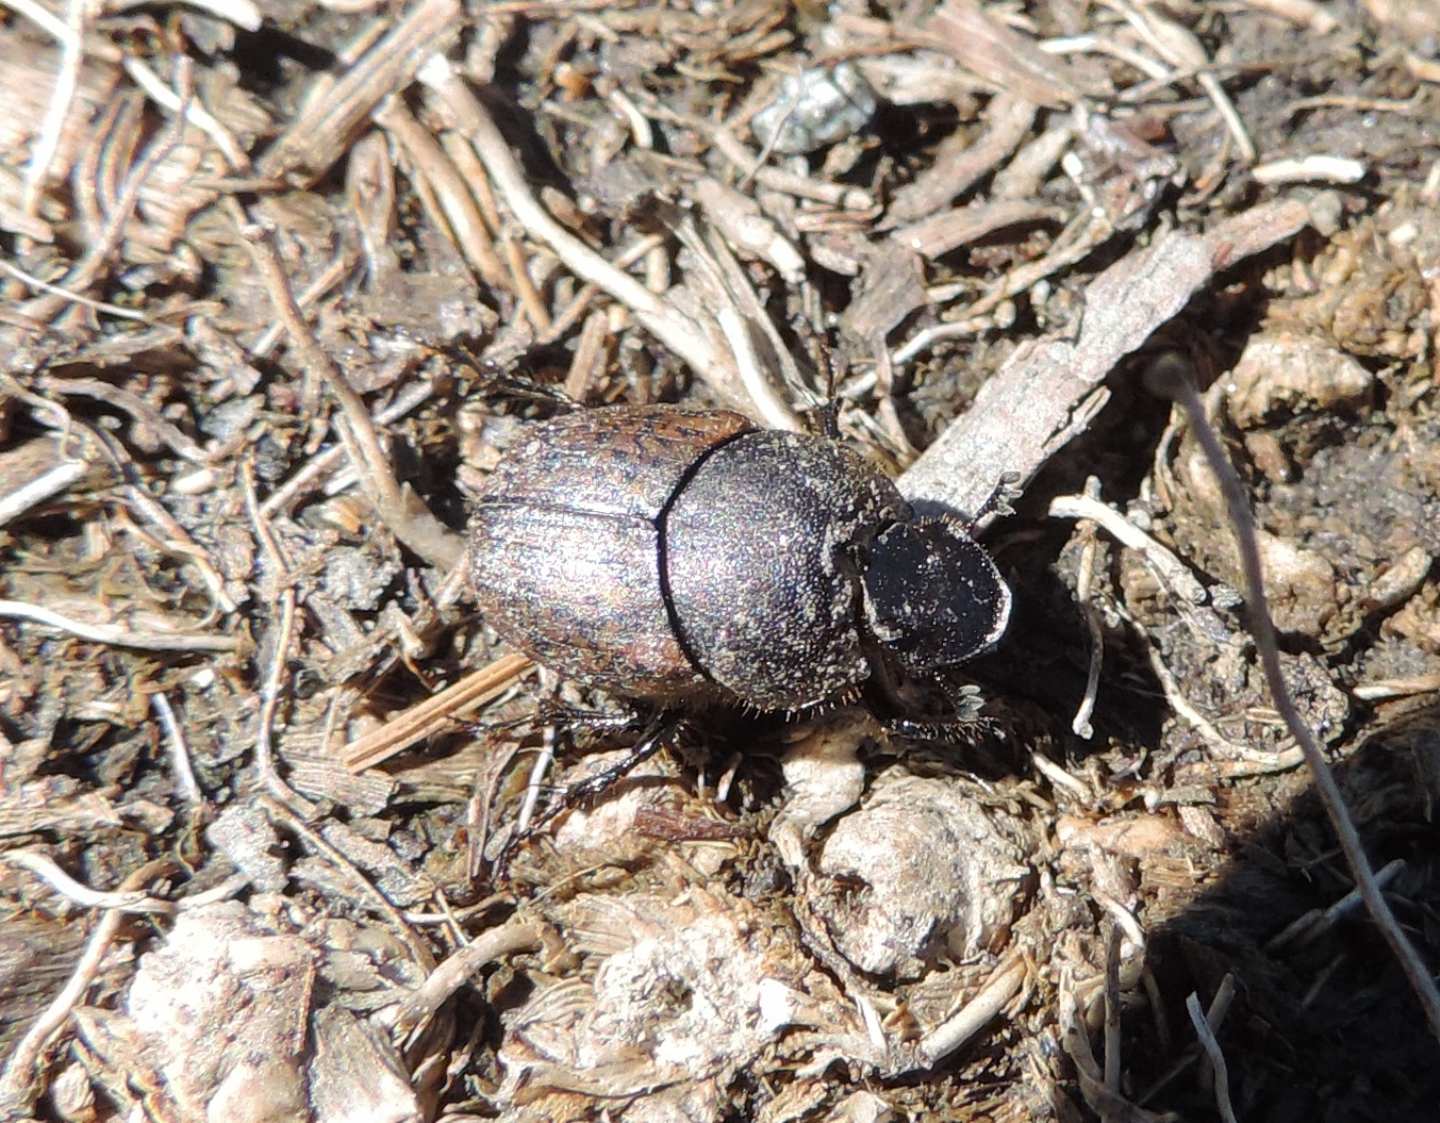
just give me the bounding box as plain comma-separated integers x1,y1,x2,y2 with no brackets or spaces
552,712,677,809
965,471,1023,530
532,699,646,736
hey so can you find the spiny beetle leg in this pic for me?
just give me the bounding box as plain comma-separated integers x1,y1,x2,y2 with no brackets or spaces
881,682,990,743
492,711,681,881
967,472,1024,529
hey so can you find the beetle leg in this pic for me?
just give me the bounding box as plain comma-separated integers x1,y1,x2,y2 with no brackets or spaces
491,712,680,880
790,313,842,437
467,688,644,763
532,699,643,735
881,682,990,743
882,711,992,743
463,354,583,409
965,472,1024,529
548,713,675,810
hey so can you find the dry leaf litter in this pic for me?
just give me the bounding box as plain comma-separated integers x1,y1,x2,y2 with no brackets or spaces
1,1,1439,1121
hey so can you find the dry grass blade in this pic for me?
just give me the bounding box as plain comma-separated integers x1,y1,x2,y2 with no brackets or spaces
0,598,241,652
344,653,536,772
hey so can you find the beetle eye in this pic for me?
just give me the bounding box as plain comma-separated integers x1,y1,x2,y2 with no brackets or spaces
859,520,1011,672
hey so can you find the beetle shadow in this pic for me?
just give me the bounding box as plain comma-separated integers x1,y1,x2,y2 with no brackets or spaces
929,498,1170,768
966,388,1439,1112
904,346,1191,762
965,324,1440,1113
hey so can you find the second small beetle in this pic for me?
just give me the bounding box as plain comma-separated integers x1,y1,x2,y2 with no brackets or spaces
468,404,1011,723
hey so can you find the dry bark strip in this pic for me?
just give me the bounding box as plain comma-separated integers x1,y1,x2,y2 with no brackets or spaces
898,198,1314,519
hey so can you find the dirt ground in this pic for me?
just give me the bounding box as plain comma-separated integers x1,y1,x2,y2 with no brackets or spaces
2,1,1439,1120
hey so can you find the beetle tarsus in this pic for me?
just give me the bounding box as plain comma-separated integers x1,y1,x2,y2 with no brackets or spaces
883,710,993,743
967,472,1024,528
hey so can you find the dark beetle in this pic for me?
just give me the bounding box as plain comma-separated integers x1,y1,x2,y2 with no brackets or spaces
468,405,1010,718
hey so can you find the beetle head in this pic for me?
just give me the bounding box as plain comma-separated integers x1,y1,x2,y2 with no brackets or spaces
859,519,1011,674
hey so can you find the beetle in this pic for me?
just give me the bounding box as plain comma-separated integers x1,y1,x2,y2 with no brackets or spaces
468,404,1011,721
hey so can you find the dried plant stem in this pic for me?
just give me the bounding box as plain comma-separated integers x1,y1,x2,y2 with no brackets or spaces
1103,922,1123,1093
418,56,727,383
343,653,535,771
1151,356,1440,1041
0,442,88,527
1186,991,1238,1123
124,55,247,170
21,0,85,213
260,377,436,517
1069,479,1105,739
0,859,178,1113
240,462,315,815
515,723,556,835
0,598,240,652
255,0,460,185
391,918,543,1039
1266,858,1407,951
108,0,260,28
0,257,151,321
917,953,1026,1067
0,849,177,914
233,202,464,571
375,97,507,288
235,210,402,515
152,690,204,807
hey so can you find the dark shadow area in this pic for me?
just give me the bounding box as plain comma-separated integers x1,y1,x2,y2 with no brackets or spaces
1132,703,1440,1120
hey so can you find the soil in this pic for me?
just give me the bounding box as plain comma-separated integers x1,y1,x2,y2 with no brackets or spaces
2,1,1439,1121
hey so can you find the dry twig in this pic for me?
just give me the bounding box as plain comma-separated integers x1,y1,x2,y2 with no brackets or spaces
898,198,1312,520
